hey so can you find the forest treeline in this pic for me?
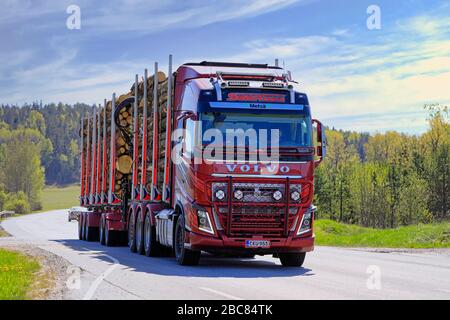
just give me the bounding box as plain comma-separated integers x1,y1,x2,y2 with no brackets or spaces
0,103,448,226
0,103,91,212
315,105,449,228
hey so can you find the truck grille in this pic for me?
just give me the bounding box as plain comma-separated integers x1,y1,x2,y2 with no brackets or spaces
216,205,298,237
212,179,311,237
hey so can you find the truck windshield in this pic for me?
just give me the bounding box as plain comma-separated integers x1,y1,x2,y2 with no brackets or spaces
200,112,312,148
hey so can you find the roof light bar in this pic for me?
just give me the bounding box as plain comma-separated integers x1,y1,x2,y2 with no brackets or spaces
227,80,250,87
262,82,285,88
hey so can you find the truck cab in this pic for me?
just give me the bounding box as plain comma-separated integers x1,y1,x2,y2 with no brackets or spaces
169,62,326,266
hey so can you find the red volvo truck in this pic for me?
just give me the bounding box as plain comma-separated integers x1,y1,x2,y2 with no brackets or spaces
78,56,326,266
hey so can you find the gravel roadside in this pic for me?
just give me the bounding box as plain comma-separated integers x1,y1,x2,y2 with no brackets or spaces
0,238,73,300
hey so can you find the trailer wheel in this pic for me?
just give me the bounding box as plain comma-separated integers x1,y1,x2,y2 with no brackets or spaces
279,252,306,267
174,215,200,266
105,223,116,247
82,214,87,240
78,213,83,240
99,215,106,245
128,210,137,252
135,211,145,255
144,211,162,257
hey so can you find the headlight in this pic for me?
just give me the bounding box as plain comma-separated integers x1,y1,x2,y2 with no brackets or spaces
234,190,243,200
273,190,283,201
212,182,227,201
291,191,300,201
197,210,214,234
215,190,225,200
297,206,315,236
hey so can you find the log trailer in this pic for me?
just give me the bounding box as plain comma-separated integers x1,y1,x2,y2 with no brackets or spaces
78,56,326,266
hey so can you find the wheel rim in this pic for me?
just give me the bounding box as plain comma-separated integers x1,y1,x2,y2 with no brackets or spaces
144,214,150,253
136,213,142,250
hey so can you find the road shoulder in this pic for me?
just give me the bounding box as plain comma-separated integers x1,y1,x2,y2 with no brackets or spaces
0,240,73,299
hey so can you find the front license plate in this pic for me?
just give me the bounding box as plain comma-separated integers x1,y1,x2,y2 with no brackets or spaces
245,240,270,248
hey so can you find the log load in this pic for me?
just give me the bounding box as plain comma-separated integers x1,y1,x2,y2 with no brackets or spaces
82,69,173,202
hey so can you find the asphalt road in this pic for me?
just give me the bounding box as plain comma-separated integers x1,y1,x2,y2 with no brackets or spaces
1,210,449,300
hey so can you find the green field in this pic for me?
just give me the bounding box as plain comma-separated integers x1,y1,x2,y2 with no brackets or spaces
315,219,450,248
37,185,79,212
0,249,40,300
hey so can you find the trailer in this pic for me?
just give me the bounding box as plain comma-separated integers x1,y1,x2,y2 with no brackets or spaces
78,56,326,266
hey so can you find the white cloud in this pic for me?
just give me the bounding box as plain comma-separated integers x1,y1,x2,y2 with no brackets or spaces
204,14,450,133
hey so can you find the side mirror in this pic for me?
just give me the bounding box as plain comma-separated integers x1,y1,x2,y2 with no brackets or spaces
312,119,326,166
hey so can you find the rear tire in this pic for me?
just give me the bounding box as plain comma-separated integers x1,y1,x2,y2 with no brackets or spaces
279,252,306,267
78,214,83,240
99,215,106,245
82,215,87,240
128,211,137,252
135,211,144,255
105,223,116,247
143,212,162,257
174,215,200,266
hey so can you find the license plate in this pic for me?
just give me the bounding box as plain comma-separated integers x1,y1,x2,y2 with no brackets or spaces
245,240,270,248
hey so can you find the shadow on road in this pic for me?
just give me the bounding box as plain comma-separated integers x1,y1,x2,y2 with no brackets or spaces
54,239,314,279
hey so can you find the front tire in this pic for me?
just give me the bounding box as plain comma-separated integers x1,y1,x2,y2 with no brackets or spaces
279,252,306,267
174,215,200,266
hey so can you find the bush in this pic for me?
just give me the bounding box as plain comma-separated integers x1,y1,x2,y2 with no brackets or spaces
3,192,31,214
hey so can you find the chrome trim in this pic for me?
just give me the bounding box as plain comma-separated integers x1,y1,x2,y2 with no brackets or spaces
204,159,309,164
212,173,303,179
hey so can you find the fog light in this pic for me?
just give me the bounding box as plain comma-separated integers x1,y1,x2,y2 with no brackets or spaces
273,190,282,201
297,207,314,236
291,191,300,201
215,190,225,200
197,210,214,234
234,190,243,200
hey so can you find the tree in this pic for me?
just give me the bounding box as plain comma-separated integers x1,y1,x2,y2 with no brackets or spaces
0,128,45,210
420,104,449,221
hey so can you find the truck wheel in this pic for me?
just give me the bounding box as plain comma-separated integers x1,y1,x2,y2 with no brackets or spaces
135,211,144,255
99,215,106,245
128,211,137,252
78,214,83,240
174,215,200,266
279,252,306,267
105,224,116,247
144,212,162,257
82,215,87,240
85,223,92,241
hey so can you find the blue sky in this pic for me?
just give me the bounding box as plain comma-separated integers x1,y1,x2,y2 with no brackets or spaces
1,0,449,134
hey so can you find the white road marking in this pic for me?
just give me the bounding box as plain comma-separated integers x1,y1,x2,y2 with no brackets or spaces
83,252,120,300
199,287,243,300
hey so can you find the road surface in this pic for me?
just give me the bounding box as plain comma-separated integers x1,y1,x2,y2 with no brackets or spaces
1,210,449,300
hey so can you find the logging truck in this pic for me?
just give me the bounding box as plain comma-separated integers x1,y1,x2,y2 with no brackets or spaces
78,57,326,266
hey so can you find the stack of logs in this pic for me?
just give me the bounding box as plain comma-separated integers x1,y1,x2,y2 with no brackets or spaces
82,70,171,201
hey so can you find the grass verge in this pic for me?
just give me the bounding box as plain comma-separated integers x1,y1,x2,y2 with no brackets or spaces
36,185,79,212
0,248,40,300
315,219,450,248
